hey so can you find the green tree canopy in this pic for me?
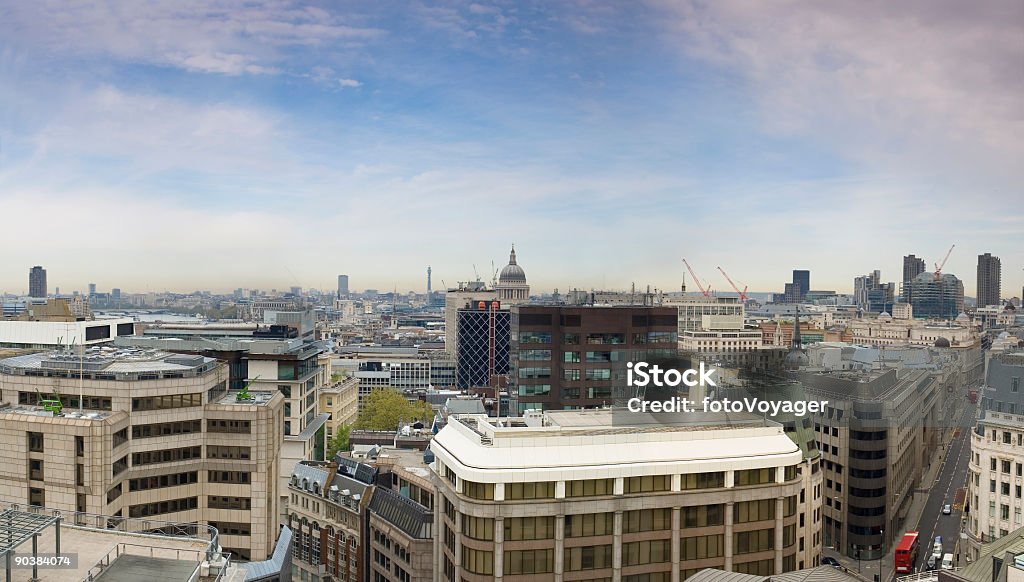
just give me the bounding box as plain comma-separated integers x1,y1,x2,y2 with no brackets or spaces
326,425,351,459
355,388,434,431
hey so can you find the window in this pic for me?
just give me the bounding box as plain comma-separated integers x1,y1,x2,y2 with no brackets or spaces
520,349,551,361
734,529,774,554
625,475,671,493
566,479,613,497
207,521,251,536
133,446,202,466
518,384,550,396
681,534,724,560
518,367,551,379
461,516,494,541
681,472,725,490
585,368,612,381
464,549,495,573
586,333,625,344
563,369,581,381
131,393,202,411
128,496,198,518
76,436,84,457
208,419,251,433
735,468,776,486
563,352,581,363
563,333,580,345
27,432,44,453
506,482,555,500
682,505,724,528
565,513,614,537
130,472,199,492
623,509,671,533
106,483,122,503
133,420,202,439
208,471,250,484
622,540,671,566
518,332,552,344
207,446,251,460
735,499,775,523
503,549,553,575
112,455,128,477
28,459,44,481
29,488,44,507
565,544,613,571
462,481,494,500
504,517,555,540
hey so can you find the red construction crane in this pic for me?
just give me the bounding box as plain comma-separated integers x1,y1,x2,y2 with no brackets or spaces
934,244,955,281
682,259,712,297
717,266,748,302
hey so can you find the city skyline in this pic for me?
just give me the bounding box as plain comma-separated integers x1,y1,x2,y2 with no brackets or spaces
1,1,1022,293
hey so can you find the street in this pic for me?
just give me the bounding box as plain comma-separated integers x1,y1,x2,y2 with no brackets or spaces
913,399,977,572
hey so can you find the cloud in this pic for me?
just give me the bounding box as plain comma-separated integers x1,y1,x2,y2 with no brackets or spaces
0,0,383,76
338,78,362,88
651,0,1024,194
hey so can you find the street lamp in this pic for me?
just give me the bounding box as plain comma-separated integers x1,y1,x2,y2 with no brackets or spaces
877,528,884,582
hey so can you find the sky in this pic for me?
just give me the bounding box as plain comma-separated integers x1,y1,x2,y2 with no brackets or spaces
0,1,1022,297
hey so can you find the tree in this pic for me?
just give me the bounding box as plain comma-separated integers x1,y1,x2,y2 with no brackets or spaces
327,425,351,459
355,388,434,431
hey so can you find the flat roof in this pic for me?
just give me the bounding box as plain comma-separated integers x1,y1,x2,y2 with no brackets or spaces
432,409,802,482
212,390,278,406
0,404,114,421
0,347,216,375
1,514,209,582
95,555,199,582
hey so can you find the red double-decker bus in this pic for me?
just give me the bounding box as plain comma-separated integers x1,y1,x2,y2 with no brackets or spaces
894,531,920,574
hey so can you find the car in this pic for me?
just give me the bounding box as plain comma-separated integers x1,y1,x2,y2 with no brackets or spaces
943,504,952,515
822,557,841,568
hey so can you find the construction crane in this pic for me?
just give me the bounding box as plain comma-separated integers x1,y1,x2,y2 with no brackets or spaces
716,266,748,302
934,244,955,281
682,259,712,297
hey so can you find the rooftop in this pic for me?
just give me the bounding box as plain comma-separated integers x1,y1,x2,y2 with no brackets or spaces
0,346,218,378
0,403,116,421
432,409,802,482
211,390,279,407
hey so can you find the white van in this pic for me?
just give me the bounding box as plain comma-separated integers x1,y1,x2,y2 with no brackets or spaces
941,553,954,570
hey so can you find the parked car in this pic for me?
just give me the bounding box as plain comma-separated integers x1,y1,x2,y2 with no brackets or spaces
943,504,952,515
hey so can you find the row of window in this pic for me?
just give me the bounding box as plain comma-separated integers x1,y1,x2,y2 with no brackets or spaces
458,469,796,500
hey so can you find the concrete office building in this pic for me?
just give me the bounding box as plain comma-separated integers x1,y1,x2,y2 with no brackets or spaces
511,305,678,413
977,253,1002,308
666,296,765,367
28,266,46,298
795,344,976,560
320,375,359,441
0,347,284,561
431,409,822,581
244,339,331,506
965,352,1024,560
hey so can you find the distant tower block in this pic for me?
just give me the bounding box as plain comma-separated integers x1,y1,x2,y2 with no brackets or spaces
427,266,432,294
